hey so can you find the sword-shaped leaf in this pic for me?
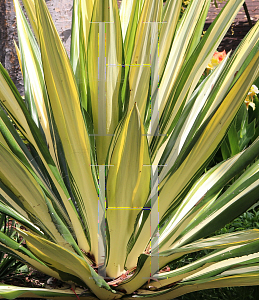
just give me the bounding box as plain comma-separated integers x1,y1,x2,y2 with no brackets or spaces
18,230,121,300
106,104,150,277
33,0,100,258
87,0,124,164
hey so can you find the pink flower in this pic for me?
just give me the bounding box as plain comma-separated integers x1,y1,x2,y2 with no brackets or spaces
213,50,227,62
207,50,227,71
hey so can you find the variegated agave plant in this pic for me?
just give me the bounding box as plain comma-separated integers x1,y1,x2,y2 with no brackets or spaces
1,0,259,299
